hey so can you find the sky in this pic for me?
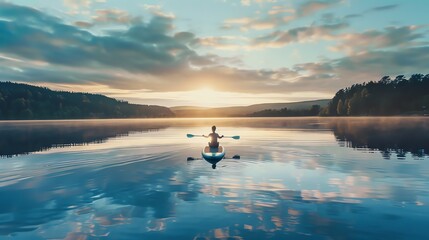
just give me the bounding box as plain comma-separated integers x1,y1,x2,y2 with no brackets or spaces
0,0,428,107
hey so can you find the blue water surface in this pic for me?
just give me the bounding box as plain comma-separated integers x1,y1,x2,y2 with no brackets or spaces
0,117,428,239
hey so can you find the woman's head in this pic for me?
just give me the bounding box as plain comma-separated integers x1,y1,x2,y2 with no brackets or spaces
212,125,216,132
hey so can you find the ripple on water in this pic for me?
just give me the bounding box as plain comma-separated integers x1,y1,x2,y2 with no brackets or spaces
0,118,428,239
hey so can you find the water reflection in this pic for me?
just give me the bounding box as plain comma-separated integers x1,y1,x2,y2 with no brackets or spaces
1,117,428,158
0,120,170,157
328,117,429,158
0,117,428,239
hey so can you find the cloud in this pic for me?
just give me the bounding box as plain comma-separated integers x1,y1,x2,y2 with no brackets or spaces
223,14,294,31
252,22,348,48
0,62,118,87
296,0,342,17
295,46,429,90
0,3,273,93
370,4,398,12
74,21,94,28
63,0,91,10
241,0,251,6
92,9,140,25
0,2,62,26
223,0,339,31
192,36,250,50
0,1,428,101
334,47,429,75
331,26,425,54
239,0,278,6
344,4,398,19
74,8,141,28
0,2,198,76
63,0,107,14
143,4,175,19
269,5,295,15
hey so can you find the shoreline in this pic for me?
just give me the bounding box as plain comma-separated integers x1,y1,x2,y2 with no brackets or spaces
0,115,428,122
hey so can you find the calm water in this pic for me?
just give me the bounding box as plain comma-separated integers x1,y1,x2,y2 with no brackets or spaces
0,117,428,240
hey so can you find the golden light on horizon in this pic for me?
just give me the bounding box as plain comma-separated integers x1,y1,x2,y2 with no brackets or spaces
187,87,223,107
23,82,332,108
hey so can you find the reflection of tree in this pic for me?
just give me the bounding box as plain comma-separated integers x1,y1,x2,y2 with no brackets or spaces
330,118,429,158
0,117,328,157
0,121,169,157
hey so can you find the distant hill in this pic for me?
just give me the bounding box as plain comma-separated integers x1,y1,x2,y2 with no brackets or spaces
172,99,330,117
0,82,175,120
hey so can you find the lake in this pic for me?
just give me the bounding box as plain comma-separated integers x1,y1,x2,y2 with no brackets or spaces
0,117,428,240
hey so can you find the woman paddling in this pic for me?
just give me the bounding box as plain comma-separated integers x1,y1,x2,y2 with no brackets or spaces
203,125,224,148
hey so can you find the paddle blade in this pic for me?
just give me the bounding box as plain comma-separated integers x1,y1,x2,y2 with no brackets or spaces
231,136,240,140
187,134,194,138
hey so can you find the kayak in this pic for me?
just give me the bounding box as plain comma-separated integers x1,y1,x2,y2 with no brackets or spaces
202,146,225,161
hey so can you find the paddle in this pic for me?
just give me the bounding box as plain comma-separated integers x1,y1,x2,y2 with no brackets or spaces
187,134,240,140
223,135,240,140
187,155,240,161
187,134,203,138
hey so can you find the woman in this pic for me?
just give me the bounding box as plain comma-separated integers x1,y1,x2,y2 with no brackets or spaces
203,125,224,148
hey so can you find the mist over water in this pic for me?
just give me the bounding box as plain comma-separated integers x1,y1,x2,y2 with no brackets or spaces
0,117,428,239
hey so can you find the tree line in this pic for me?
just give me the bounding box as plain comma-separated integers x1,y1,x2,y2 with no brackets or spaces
247,74,429,117
322,74,429,116
0,82,174,120
2,73,429,119
248,105,321,117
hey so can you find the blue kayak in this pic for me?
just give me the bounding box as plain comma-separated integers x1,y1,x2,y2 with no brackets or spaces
202,146,225,161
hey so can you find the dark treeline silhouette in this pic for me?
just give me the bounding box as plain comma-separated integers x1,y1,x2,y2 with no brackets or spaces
248,105,321,117
0,82,174,119
322,74,429,116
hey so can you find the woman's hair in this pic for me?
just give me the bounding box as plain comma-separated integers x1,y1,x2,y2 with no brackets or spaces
212,125,216,131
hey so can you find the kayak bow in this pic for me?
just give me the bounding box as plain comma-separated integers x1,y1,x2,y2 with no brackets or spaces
202,146,225,161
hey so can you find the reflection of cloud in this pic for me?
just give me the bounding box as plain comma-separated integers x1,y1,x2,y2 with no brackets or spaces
147,219,167,232
0,137,185,235
1,118,428,238
326,176,374,200
389,186,417,203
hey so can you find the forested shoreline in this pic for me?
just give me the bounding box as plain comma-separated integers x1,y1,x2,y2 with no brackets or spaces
0,82,174,120
322,74,429,116
1,74,428,120
248,105,321,117
248,74,429,117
